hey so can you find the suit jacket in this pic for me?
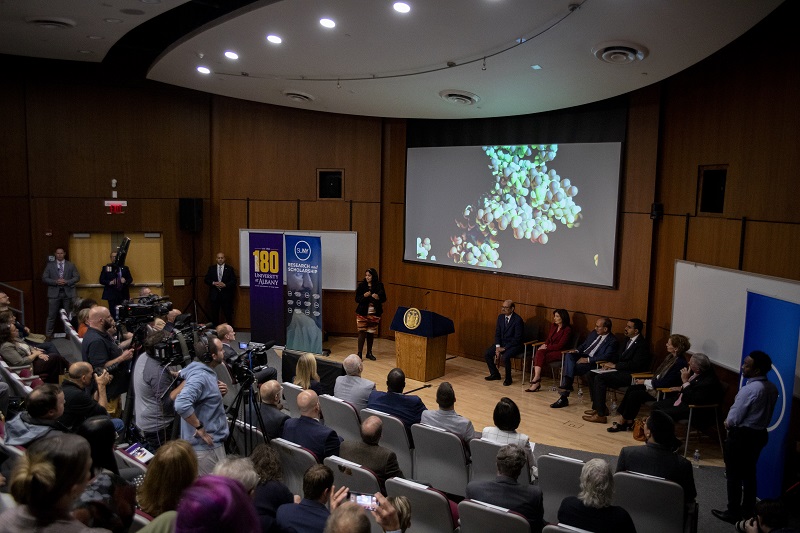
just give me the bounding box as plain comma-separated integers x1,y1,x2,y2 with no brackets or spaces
679,369,723,406
42,260,80,299
494,312,524,351
366,391,426,431
557,496,636,533
254,480,294,533
466,475,545,533
275,498,329,533
614,335,652,373
339,439,403,491
617,441,697,502
334,374,376,412
258,403,290,440
281,415,341,460
204,264,236,302
576,331,619,363
99,264,133,301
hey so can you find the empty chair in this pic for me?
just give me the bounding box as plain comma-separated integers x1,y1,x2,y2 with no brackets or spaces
361,408,413,478
612,471,685,533
324,456,382,495
228,419,267,456
319,394,362,442
271,437,318,496
386,477,456,533
458,499,530,533
410,423,469,497
537,454,584,524
469,438,531,484
282,381,303,418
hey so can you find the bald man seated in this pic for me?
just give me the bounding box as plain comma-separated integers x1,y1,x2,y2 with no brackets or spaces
58,361,123,433
256,380,290,439
339,416,403,493
281,390,342,461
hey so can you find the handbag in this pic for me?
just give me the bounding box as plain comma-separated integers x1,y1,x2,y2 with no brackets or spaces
631,418,647,442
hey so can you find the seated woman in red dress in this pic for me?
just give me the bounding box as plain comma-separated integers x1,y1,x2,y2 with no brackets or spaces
525,309,571,392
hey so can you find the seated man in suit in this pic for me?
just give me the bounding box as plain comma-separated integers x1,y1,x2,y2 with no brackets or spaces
339,415,403,493
257,380,290,439
334,354,376,412
551,317,619,408
583,318,652,424
420,381,476,442
275,464,349,533
282,390,342,461
484,299,524,386
366,368,426,445
465,444,545,533
617,410,696,506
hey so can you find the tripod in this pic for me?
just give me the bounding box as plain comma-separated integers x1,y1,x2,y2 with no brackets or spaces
224,371,269,456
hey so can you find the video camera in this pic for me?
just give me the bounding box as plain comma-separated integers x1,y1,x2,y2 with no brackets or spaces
227,341,275,383
148,319,210,367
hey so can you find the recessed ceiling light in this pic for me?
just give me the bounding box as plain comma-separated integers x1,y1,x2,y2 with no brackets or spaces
531,64,542,70
120,8,145,15
140,0,161,3
266,34,282,44
104,18,123,23
393,2,410,13
197,66,210,75
87,35,104,40
225,51,238,60
78,50,94,54
320,18,335,28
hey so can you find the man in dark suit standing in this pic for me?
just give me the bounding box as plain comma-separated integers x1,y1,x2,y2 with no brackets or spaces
99,250,133,319
551,317,619,408
339,415,403,493
204,251,236,326
583,318,651,423
466,444,545,532
42,247,80,339
484,299,524,386
281,389,342,460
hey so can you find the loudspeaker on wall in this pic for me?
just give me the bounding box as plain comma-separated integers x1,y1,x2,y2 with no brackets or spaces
179,198,203,232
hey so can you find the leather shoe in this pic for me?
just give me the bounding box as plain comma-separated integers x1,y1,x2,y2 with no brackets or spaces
582,414,608,424
607,421,632,433
485,374,502,381
503,378,512,386
712,509,740,524
584,409,597,416
550,397,569,408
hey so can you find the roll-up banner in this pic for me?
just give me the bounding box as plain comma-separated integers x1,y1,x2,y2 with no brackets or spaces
284,235,323,354
249,232,285,345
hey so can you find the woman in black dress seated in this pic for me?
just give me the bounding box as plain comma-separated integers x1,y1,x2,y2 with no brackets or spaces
558,458,636,533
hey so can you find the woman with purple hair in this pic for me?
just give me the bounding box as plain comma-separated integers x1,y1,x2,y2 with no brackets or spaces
174,475,259,533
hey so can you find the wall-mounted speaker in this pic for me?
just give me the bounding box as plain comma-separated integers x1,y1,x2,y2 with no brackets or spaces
698,166,727,214
318,169,344,199
179,198,203,233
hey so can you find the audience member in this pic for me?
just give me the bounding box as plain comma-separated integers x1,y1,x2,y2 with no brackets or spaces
275,464,348,533
139,287,156,299
294,353,324,395
212,456,259,496
334,354,376,412
481,397,535,475
58,362,123,433
583,318,651,424
366,368,427,444
42,247,80,339
324,494,403,533
217,323,278,384
0,322,68,383
172,337,229,475
282,390,342,460
72,416,137,533
713,351,779,524
133,330,178,452
551,317,618,408
737,499,798,533
651,352,723,423
557,458,636,533
257,380,290,439
616,410,696,505
99,250,133,319
465,444,544,532
324,502,370,533
174,475,259,533
82,306,134,403
420,382,475,442
137,439,198,518
484,299,524,386
339,415,403,492
76,307,92,338
607,334,690,432
250,443,297,533
0,377,8,419
0,299,60,356
387,495,411,532
4,384,67,446
0,433,96,533
526,309,572,392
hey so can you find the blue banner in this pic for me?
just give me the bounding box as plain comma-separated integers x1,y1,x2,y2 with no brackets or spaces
284,235,323,354
742,291,800,499
249,232,285,345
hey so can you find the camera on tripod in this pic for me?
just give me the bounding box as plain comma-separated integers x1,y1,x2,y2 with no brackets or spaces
227,341,275,383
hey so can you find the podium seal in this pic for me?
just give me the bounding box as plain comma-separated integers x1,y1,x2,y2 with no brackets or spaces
403,307,422,330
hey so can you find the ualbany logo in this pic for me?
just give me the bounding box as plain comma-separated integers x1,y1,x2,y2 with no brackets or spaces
294,240,312,261
403,307,422,330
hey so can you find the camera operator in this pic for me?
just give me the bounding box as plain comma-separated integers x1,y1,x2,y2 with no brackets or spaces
171,336,229,475
133,330,178,452
217,323,278,383
57,362,123,433
82,306,134,415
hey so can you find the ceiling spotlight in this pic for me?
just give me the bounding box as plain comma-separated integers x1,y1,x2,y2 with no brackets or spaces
225,51,238,60
393,2,410,13
197,66,211,75
267,34,282,44
320,18,335,28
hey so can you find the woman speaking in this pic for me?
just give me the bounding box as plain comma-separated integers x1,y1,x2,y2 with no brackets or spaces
355,268,386,361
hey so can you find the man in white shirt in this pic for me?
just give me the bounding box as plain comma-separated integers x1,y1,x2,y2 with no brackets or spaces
334,353,376,412
420,382,475,442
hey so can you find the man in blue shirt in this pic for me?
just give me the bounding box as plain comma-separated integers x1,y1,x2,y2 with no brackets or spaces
712,351,778,524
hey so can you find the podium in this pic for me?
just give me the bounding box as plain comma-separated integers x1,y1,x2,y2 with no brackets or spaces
390,307,455,382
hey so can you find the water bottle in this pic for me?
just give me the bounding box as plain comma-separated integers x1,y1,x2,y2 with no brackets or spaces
577,387,584,403
610,398,617,413
693,449,701,468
